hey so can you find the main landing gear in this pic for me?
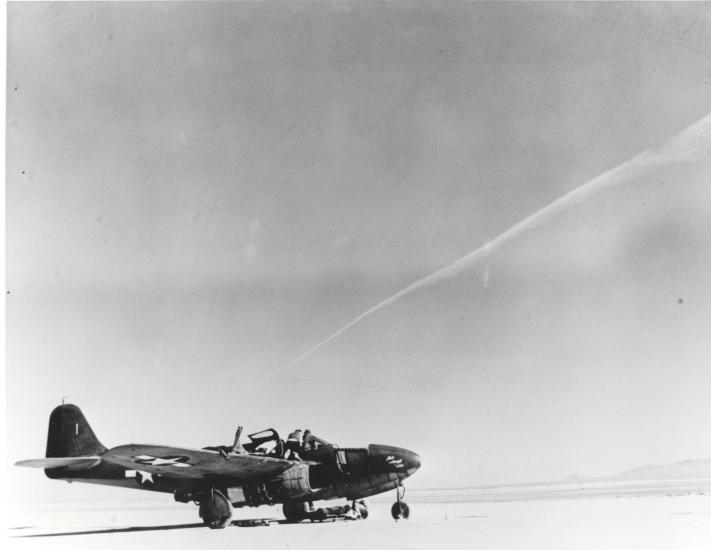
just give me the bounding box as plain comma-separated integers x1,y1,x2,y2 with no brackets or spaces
282,501,309,522
391,481,410,521
198,489,233,529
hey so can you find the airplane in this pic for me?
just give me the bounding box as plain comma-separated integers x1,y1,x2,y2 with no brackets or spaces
15,404,421,529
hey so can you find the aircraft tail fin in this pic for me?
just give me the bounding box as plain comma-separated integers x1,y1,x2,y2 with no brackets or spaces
45,404,107,458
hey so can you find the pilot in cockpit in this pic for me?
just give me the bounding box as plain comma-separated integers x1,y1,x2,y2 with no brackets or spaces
284,429,303,460
302,429,313,452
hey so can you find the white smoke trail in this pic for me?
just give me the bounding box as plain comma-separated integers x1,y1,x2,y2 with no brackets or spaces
260,113,711,383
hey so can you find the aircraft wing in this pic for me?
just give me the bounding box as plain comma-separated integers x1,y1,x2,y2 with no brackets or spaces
102,444,294,482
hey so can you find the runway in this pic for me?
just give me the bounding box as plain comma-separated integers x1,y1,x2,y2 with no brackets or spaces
8,484,711,549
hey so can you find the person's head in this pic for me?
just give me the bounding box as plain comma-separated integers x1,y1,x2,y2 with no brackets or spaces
303,429,311,436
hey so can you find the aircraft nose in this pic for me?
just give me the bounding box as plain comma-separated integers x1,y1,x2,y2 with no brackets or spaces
405,451,421,477
409,451,421,471
368,444,421,477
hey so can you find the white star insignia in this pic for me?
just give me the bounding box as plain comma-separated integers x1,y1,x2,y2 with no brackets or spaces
137,470,155,485
133,455,192,468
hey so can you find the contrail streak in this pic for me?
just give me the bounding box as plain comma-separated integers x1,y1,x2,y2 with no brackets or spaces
260,113,711,383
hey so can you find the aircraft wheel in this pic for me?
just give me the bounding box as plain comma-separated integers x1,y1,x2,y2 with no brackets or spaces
199,489,232,529
391,501,410,520
204,518,230,529
282,502,309,522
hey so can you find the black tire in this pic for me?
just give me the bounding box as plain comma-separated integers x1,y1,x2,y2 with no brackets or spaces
391,501,410,520
205,519,230,529
282,502,309,522
199,489,232,529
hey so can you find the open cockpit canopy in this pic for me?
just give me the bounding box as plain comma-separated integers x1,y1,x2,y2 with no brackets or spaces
243,429,334,457
205,428,335,459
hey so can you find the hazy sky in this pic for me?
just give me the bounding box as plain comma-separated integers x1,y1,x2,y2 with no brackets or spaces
7,2,711,497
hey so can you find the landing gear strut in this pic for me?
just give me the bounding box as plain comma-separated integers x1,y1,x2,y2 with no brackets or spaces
391,481,410,520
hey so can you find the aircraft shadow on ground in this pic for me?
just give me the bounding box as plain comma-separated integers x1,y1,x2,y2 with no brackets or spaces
14,518,337,537
14,522,206,538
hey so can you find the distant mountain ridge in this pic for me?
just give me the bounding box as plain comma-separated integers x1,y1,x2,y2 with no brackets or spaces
415,459,711,494
564,459,711,484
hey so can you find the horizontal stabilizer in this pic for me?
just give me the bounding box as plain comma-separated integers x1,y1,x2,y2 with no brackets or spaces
15,457,101,470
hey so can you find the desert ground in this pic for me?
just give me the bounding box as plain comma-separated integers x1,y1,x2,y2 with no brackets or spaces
7,482,711,550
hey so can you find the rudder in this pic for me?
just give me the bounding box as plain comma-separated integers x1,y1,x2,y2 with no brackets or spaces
46,404,107,458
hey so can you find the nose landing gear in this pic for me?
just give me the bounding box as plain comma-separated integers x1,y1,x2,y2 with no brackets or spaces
391,481,410,520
